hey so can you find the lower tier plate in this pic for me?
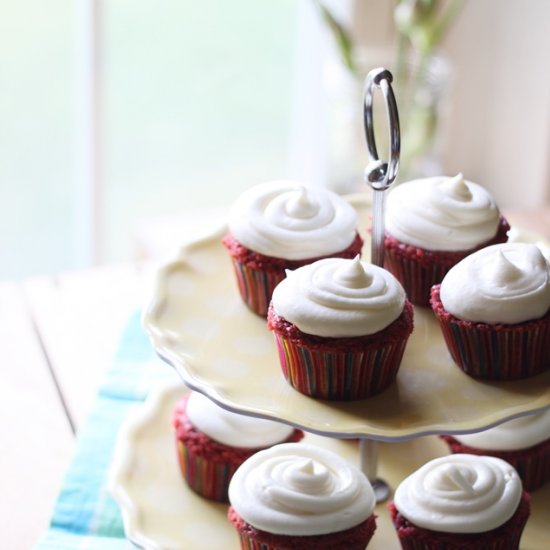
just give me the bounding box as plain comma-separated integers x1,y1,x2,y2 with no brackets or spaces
109,383,550,550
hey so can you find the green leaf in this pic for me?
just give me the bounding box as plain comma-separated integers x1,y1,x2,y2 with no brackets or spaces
314,1,356,73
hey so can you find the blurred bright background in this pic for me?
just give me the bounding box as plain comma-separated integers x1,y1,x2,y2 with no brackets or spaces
2,0,550,280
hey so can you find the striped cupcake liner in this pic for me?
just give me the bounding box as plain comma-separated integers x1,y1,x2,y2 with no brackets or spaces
176,438,237,502
440,435,550,492
431,286,550,380
234,531,269,550
388,495,530,550
228,258,284,317
384,246,452,308
235,531,280,550
272,333,408,400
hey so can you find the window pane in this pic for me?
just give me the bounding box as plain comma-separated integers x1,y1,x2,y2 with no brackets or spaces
103,0,298,262
0,1,73,279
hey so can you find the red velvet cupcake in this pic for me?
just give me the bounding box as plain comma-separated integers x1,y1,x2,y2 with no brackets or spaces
222,180,363,317
228,443,377,549
172,392,303,502
389,454,530,549
268,256,413,400
383,174,509,307
431,243,550,380
440,408,550,491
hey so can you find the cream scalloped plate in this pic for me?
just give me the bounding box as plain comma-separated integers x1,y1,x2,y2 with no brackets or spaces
109,383,549,550
143,195,550,440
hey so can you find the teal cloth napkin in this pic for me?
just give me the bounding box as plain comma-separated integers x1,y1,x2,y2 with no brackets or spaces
35,310,176,549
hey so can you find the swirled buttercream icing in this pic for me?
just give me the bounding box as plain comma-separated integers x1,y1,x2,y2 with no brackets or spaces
385,174,500,251
439,242,550,324
228,443,375,536
394,454,522,533
186,392,294,448
227,180,358,259
454,409,550,451
271,256,406,337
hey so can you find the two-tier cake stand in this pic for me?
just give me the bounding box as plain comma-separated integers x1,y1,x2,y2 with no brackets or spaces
118,69,550,549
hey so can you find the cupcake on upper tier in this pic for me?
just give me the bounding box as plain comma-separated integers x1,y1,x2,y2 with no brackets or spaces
431,242,550,380
222,180,363,317
384,173,510,306
441,408,550,491
267,255,413,400
228,443,377,550
172,391,303,502
388,454,530,549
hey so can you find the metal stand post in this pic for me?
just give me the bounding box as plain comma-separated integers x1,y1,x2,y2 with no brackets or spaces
360,67,401,502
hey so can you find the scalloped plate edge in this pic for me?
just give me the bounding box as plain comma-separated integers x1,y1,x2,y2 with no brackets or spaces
108,382,184,550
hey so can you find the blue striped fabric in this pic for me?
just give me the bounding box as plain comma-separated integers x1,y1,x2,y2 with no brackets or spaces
35,310,176,549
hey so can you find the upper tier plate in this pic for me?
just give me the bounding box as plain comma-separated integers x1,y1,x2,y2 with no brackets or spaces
143,195,550,440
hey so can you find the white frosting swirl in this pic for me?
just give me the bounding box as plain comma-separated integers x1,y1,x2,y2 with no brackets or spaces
186,392,294,448
227,180,358,259
228,443,375,536
394,454,522,533
440,242,550,323
454,408,550,451
385,174,501,251
272,256,406,337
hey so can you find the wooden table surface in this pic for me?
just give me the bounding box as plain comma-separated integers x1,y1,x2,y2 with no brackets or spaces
2,207,549,549
1,262,158,550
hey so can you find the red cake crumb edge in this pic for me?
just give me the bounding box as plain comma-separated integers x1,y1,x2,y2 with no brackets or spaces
221,232,364,271
384,215,510,268
172,395,304,467
227,506,377,550
388,492,530,549
430,284,550,332
267,299,414,353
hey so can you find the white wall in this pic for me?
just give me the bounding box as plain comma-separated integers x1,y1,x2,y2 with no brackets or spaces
0,1,300,278
350,0,550,209
442,0,550,208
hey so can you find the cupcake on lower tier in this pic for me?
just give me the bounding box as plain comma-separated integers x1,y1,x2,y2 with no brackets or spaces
222,180,363,317
228,443,377,549
441,408,550,491
267,256,414,400
431,242,550,380
384,173,509,307
172,392,303,502
389,454,530,549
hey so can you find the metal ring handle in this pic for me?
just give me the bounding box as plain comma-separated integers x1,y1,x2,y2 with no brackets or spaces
363,68,400,191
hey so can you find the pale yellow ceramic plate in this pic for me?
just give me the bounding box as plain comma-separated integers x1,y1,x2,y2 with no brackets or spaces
109,383,550,550
143,196,550,439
